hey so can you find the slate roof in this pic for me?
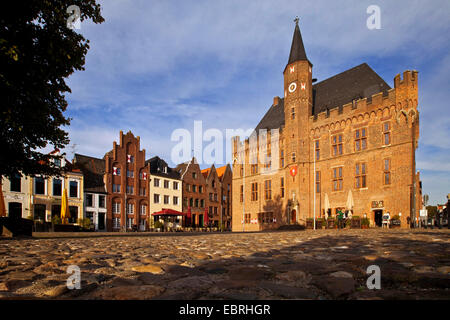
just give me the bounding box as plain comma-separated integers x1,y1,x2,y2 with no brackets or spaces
287,22,309,66
146,156,180,180
73,154,107,194
254,63,391,132
312,63,390,115
254,98,285,133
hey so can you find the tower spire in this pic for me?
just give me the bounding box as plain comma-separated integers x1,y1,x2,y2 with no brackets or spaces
287,17,309,65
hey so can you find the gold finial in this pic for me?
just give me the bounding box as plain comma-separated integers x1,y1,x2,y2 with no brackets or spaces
294,16,299,25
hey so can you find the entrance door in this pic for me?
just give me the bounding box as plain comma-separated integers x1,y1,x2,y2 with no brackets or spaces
98,212,105,231
199,214,204,227
8,202,22,219
374,210,383,227
291,209,296,224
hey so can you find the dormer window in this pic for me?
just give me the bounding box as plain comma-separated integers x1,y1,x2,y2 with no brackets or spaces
164,166,167,173
54,159,61,167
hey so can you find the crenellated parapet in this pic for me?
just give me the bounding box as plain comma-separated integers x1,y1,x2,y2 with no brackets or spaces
309,70,419,137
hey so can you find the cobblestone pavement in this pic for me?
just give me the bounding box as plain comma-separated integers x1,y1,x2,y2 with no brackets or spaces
0,229,449,300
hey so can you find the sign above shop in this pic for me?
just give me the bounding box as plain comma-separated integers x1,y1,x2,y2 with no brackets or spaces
371,200,384,208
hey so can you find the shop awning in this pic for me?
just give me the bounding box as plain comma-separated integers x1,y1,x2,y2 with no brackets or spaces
151,208,185,216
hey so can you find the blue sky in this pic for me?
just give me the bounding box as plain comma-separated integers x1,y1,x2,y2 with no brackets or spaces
61,0,450,205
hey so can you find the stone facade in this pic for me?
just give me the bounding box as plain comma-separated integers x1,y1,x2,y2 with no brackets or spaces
232,21,420,231
104,131,150,231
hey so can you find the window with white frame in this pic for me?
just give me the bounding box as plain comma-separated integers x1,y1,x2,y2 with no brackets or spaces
53,178,62,196
34,177,46,195
10,174,21,192
86,194,93,207
112,202,120,214
99,195,105,208
113,217,121,228
126,202,134,214
140,204,147,215
127,218,134,228
69,180,78,198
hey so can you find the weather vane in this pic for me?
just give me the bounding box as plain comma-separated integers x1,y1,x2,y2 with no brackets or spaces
294,16,299,25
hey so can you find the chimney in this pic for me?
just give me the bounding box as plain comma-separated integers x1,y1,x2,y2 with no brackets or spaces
273,96,280,106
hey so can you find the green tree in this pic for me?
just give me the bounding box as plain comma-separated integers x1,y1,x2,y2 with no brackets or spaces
426,206,437,219
0,0,104,180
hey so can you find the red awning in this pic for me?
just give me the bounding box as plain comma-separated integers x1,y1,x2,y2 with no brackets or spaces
151,208,186,216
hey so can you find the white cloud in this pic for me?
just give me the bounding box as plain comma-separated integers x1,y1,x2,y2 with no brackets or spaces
57,0,450,200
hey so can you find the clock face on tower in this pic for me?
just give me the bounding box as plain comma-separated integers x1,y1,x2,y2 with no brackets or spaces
288,82,297,93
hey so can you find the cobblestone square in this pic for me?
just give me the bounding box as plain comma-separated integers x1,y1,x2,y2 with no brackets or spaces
0,229,449,300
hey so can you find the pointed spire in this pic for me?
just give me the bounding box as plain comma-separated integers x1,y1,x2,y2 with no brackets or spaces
287,16,309,65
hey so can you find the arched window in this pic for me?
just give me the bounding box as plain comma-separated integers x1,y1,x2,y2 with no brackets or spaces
126,200,135,215
112,198,121,214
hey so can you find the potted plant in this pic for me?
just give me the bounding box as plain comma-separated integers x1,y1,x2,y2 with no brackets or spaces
327,218,335,229
361,218,370,229
345,218,352,228
154,221,164,232
351,216,361,229
315,218,324,229
52,215,62,225
390,215,401,228
83,218,92,230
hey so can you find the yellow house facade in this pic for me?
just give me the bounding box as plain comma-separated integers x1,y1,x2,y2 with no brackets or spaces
30,152,84,224
1,174,32,219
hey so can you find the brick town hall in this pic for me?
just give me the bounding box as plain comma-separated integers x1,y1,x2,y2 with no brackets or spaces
231,19,421,231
